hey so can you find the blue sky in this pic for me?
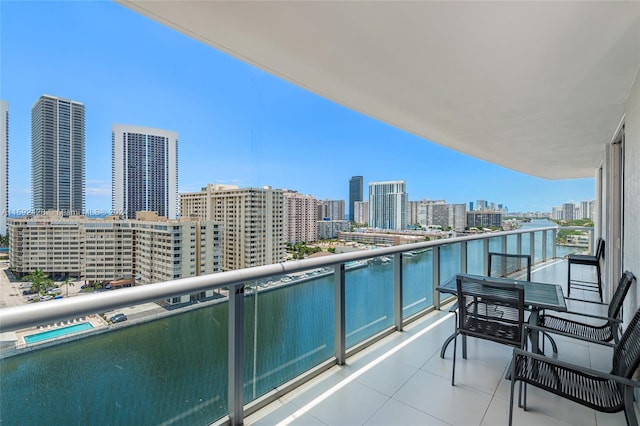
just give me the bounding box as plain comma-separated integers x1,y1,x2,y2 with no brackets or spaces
0,1,594,215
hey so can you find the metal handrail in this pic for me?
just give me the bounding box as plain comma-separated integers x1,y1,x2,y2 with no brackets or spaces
0,226,557,332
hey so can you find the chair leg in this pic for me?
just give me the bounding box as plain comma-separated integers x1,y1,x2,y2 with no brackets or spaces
623,386,638,426
543,332,558,355
452,333,457,386
509,363,516,425
596,263,603,302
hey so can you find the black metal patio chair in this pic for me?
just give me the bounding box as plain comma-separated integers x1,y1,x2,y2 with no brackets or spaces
539,271,635,354
509,306,640,426
567,237,605,301
452,275,525,386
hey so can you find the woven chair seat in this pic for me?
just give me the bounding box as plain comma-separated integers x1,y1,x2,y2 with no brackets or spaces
539,314,613,343
513,351,623,412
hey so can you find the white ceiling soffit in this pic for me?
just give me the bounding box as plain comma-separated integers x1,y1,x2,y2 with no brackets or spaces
119,1,640,180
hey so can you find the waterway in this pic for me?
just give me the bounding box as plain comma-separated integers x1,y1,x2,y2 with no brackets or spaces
0,224,570,425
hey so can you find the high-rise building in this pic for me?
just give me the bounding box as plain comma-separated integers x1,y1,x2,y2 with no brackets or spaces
112,125,178,219
562,203,575,221
476,200,488,211
348,176,363,221
353,201,368,224
580,200,594,219
408,200,422,226
180,184,285,270
31,95,85,215
318,199,345,220
368,180,407,230
0,100,8,235
283,191,318,244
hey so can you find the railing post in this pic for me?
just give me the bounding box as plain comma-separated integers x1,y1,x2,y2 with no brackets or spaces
394,253,403,331
483,237,490,275
542,230,548,260
334,263,346,365
553,228,557,258
529,231,535,263
460,241,467,274
433,246,441,310
500,236,508,276
517,233,522,256
228,282,245,426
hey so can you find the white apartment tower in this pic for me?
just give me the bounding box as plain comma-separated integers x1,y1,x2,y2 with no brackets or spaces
112,125,178,219
368,180,407,230
284,192,318,244
0,100,8,235
180,184,285,270
354,201,369,224
31,95,85,215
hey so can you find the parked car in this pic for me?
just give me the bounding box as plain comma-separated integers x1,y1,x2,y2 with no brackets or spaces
110,313,127,323
22,288,37,295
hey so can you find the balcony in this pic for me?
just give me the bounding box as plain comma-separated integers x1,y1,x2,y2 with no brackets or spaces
2,225,630,425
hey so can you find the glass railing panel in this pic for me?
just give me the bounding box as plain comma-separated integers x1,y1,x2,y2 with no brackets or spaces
488,236,502,253
244,273,334,403
521,233,531,256
402,248,433,318
534,231,543,263
506,234,518,253
1,297,230,425
439,243,461,284
546,230,554,259
345,257,394,348
466,240,484,275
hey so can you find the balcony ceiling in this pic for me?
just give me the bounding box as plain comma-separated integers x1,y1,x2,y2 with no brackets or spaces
119,1,640,179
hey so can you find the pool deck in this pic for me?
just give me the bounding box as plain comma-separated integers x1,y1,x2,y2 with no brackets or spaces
13,314,108,349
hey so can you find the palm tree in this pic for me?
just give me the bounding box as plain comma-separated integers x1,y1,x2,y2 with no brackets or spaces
62,277,74,297
23,270,54,295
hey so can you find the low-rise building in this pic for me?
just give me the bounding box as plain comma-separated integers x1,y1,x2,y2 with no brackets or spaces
317,220,350,240
8,211,221,299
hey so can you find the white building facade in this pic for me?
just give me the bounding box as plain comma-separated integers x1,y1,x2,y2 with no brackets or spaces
283,192,318,244
180,184,285,270
31,95,85,215
369,181,407,230
112,125,178,219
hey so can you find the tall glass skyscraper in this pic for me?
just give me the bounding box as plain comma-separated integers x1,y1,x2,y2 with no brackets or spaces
348,175,363,221
0,100,8,235
368,180,407,230
112,125,178,219
31,95,85,215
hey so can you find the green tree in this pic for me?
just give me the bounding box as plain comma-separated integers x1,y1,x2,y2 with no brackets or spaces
62,277,75,297
23,270,54,295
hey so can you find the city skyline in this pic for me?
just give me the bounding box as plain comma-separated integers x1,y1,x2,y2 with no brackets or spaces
0,2,595,215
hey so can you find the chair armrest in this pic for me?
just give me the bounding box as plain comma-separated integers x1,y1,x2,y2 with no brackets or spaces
564,296,607,306
512,346,640,388
542,309,623,324
448,301,459,314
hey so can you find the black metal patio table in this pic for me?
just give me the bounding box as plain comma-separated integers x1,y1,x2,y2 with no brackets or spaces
437,273,567,358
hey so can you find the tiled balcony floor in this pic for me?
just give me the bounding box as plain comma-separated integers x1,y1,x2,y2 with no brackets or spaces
246,259,633,425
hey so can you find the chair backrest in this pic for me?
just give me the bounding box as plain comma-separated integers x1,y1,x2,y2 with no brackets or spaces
612,306,640,378
608,271,636,320
456,275,525,347
487,252,532,281
594,237,605,260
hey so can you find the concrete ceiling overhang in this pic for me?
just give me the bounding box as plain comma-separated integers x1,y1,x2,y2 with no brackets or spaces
119,1,640,179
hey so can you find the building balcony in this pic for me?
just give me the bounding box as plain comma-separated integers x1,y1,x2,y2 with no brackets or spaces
1,225,631,425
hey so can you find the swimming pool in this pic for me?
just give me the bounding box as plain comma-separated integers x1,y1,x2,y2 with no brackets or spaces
24,322,94,344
